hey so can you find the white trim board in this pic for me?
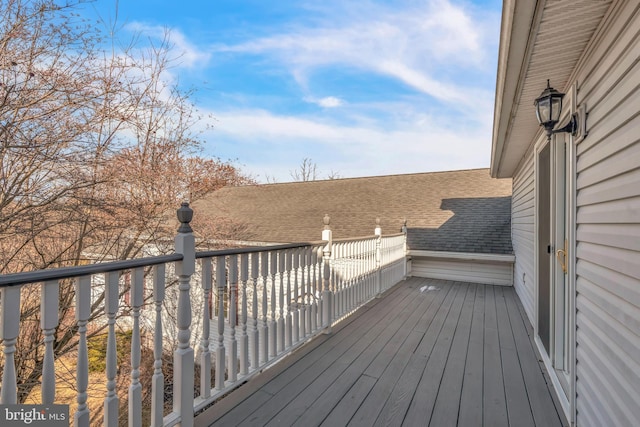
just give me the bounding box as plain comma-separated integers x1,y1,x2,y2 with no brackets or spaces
409,250,515,263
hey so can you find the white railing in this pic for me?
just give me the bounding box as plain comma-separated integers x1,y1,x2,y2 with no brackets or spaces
0,204,406,427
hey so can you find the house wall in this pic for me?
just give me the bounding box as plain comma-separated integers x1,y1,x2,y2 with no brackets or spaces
571,2,640,426
411,255,513,286
511,150,536,323
509,2,640,425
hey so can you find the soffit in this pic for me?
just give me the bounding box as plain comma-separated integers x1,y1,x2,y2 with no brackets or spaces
491,0,612,178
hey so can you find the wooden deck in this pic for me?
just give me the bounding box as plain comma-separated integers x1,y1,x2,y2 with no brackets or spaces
195,277,567,426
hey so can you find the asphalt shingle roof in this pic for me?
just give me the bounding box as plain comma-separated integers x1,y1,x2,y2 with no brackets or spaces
196,168,513,255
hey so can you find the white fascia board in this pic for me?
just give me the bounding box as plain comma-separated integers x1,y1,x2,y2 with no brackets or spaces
409,250,515,264
491,0,541,178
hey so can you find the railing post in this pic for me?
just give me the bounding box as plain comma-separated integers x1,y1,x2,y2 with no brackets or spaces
174,202,195,427
321,214,333,334
375,218,382,296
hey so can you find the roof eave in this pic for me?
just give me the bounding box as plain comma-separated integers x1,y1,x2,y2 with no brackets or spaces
490,0,541,178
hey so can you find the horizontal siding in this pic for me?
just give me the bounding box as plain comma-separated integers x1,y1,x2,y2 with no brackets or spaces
411,257,513,286
574,2,640,425
511,150,535,324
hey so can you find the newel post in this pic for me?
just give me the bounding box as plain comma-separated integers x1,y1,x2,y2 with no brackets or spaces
375,218,382,296
174,202,195,427
321,214,333,334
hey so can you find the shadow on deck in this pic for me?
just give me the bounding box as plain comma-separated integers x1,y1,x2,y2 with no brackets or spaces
195,277,567,426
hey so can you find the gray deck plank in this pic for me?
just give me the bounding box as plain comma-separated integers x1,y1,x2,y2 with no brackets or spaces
401,282,471,426
295,280,446,426
426,283,476,427
249,279,423,426
209,279,418,426
504,287,565,427
197,279,567,427
349,282,452,426
317,374,378,427
483,285,509,427
495,286,536,427
458,281,485,426
266,281,428,426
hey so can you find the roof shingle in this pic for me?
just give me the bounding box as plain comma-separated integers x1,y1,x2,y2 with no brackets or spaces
196,168,513,254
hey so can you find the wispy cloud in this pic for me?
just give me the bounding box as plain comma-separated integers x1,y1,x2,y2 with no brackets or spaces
205,107,492,182
126,22,211,69
304,96,344,108
213,0,497,108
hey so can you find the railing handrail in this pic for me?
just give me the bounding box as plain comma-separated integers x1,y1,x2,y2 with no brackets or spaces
195,241,316,258
0,233,406,289
0,254,184,288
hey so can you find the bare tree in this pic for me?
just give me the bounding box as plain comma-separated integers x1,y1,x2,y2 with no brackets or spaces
326,170,343,180
290,157,318,181
0,0,253,403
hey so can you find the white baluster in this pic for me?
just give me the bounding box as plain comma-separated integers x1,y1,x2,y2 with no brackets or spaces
259,252,268,364
104,271,119,426
173,203,195,427
200,259,212,398
250,253,259,369
239,254,249,375
75,276,91,427
311,248,318,332
129,268,143,427
285,250,293,348
334,243,341,319
41,279,59,404
321,214,333,334
228,255,238,383
269,252,277,358
299,249,307,339
277,251,285,352
215,256,226,390
1,286,21,404
151,264,165,427
293,248,300,343
375,219,382,296
305,248,312,336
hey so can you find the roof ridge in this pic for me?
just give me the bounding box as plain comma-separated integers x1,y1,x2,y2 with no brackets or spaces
237,167,492,188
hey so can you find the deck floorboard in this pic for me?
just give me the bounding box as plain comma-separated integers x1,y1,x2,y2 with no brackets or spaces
196,277,566,427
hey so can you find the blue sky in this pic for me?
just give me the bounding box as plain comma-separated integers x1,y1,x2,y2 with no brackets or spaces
88,0,503,182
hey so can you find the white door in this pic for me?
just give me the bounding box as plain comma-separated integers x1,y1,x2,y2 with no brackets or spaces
537,133,573,398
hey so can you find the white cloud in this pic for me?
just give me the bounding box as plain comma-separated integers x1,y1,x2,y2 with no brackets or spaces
206,108,491,182
212,0,496,110
305,96,344,108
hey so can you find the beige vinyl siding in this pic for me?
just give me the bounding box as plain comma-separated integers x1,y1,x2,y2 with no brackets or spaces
511,150,536,324
573,2,640,425
411,256,513,286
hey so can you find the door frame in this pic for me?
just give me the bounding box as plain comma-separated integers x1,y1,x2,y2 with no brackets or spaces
533,85,578,426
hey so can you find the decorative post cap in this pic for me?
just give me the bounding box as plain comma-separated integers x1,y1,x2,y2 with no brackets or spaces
374,217,382,236
323,214,331,229
402,218,408,233
176,202,193,233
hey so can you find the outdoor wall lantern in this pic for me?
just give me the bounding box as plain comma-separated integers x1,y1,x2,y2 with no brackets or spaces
534,79,578,139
